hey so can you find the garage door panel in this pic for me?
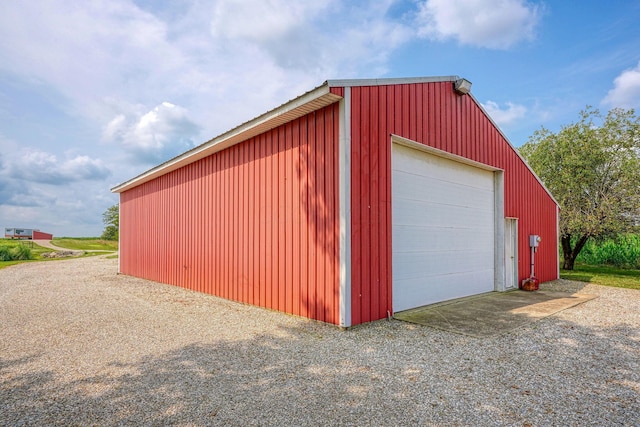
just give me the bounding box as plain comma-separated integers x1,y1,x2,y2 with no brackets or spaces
393,250,494,280
392,142,496,312
394,170,494,208
393,199,493,229
394,269,495,311
393,225,494,252
393,168,494,196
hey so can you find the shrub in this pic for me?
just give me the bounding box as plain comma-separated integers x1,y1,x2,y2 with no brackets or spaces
0,247,11,261
10,245,32,260
0,244,32,261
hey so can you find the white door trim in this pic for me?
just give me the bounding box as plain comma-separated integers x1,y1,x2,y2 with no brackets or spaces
504,217,519,290
392,135,501,172
494,171,505,292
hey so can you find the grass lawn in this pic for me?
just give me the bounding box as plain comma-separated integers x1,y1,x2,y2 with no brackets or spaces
0,239,52,257
0,260,25,269
561,263,640,291
0,239,57,270
52,238,118,251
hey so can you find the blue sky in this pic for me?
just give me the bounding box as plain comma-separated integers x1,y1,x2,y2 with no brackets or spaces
1,0,639,237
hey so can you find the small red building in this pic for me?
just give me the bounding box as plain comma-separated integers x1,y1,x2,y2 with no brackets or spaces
4,228,53,240
112,77,559,327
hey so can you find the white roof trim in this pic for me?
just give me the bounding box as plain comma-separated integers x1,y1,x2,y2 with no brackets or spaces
112,83,342,193
327,76,458,88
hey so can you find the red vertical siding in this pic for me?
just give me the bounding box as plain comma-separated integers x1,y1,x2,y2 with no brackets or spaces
120,104,341,325
348,81,559,325
32,230,53,240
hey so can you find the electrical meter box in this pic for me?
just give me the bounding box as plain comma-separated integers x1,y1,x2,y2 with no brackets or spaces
529,235,541,248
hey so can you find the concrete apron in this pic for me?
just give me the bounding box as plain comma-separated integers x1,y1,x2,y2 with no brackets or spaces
394,290,597,338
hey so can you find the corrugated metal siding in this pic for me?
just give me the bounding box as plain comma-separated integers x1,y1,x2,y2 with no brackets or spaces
348,82,558,325
32,230,53,240
120,105,340,324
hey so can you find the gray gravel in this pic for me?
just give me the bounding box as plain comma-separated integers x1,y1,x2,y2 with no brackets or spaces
1,256,639,426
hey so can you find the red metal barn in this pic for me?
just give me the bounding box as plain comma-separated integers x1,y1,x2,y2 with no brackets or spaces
32,230,53,240
112,77,559,327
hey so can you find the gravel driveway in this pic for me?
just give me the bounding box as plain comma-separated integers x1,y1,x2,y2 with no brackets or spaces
1,256,639,426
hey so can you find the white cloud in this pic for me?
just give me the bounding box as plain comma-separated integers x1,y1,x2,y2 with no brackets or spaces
5,149,111,184
0,1,186,119
59,156,111,180
208,0,411,75
482,100,527,126
104,102,200,164
210,1,332,42
415,0,541,49
602,62,640,108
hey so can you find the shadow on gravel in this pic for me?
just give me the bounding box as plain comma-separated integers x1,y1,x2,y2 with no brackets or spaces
1,319,639,425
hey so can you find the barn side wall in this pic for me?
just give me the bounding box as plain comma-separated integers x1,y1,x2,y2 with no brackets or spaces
119,104,341,324
348,82,559,325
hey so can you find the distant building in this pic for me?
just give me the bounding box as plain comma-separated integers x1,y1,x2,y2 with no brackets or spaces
4,228,53,240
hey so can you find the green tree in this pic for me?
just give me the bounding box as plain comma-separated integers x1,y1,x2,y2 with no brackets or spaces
520,107,640,270
101,204,119,241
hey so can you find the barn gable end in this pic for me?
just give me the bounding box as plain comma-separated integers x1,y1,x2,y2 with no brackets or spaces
340,79,558,325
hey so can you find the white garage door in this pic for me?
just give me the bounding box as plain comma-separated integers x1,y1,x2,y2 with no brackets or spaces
392,142,496,312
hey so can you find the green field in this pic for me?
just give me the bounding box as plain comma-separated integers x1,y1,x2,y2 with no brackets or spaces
0,238,118,270
52,238,118,251
0,239,53,269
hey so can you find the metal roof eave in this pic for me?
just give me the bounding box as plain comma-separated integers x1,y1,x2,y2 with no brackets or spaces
326,75,459,88
111,82,342,193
